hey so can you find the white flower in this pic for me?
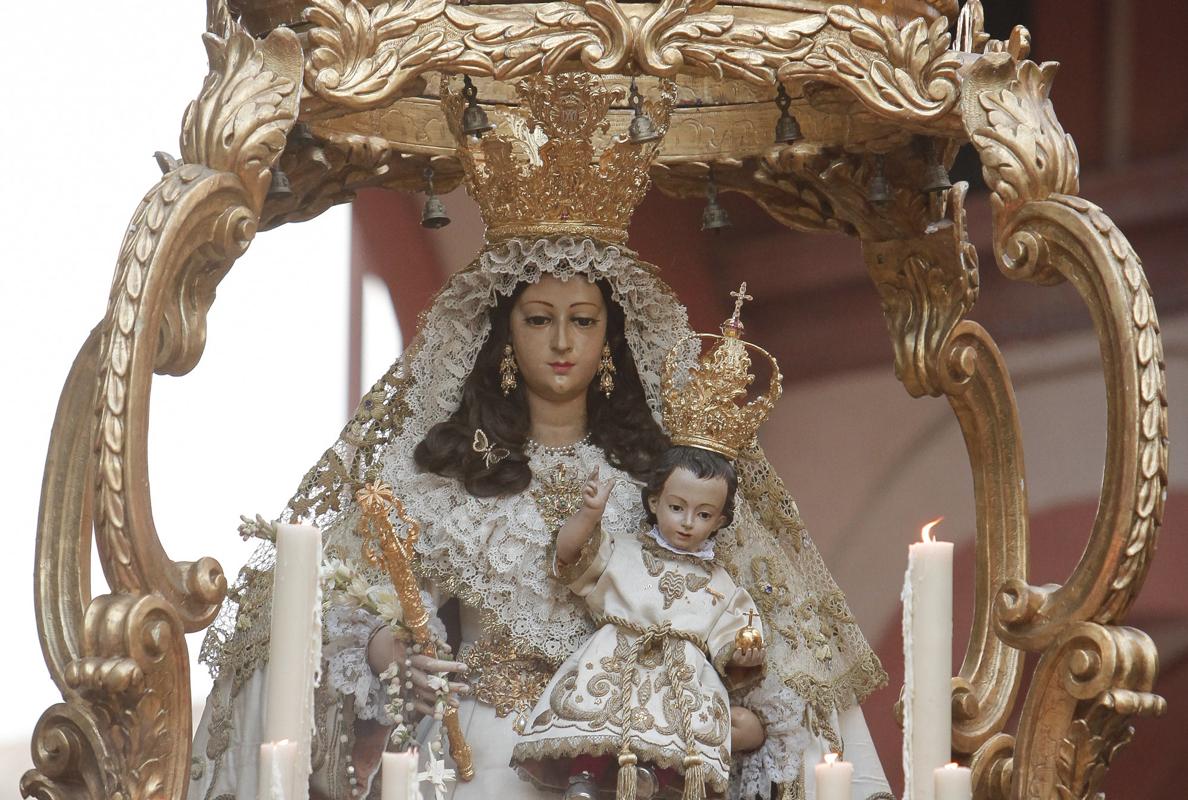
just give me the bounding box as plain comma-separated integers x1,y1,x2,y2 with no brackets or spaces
344,576,372,607
319,557,353,589
366,585,404,624
417,749,456,800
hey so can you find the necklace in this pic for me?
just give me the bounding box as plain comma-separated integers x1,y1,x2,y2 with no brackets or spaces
525,432,592,458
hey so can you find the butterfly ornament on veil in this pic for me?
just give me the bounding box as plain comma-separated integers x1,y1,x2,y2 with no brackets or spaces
472,428,509,468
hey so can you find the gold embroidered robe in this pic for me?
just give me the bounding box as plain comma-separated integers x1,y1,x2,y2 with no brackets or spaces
512,529,763,797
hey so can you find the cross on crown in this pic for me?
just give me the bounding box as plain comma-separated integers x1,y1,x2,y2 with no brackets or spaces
724,282,753,337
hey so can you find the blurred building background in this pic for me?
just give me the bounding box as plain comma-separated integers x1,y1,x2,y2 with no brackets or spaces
346,2,1187,796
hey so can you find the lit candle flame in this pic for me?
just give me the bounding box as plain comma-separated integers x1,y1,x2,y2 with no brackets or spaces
920,517,944,543
824,753,839,766
943,762,959,770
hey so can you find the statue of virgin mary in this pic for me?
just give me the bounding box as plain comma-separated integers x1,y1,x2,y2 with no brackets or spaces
190,72,891,800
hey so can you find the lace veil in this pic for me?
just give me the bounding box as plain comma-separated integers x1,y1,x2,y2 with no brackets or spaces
200,234,886,754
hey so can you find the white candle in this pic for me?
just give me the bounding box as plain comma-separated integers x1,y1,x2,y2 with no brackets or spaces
901,518,953,800
813,752,853,800
934,762,972,800
263,523,323,800
258,740,297,800
382,750,419,800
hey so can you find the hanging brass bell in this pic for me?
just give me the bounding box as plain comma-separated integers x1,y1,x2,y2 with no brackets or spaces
420,166,451,229
627,78,661,145
290,122,316,148
628,112,661,145
701,172,731,232
773,84,803,144
774,112,802,144
267,166,293,201
461,76,494,138
922,140,952,194
866,156,890,206
421,194,450,229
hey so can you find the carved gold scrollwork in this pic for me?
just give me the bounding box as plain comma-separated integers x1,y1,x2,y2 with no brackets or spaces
863,183,1026,756
779,7,962,128
865,183,979,399
962,55,1168,649
1011,623,1164,800
300,0,963,134
302,0,832,111
25,21,303,800
956,44,1168,797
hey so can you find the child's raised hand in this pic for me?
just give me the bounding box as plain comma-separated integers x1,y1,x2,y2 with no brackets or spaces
582,467,615,513
730,645,766,669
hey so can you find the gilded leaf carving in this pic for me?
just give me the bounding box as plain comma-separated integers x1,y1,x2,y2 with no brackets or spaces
783,7,962,123
181,27,303,210
952,45,1168,795
968,60,1079,217
302,0,831,111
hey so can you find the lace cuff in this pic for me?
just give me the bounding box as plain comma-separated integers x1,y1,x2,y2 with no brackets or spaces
730,675,811,800
324,603,395,725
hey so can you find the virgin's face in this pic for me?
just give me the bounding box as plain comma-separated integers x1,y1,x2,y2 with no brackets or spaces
509,276,608,404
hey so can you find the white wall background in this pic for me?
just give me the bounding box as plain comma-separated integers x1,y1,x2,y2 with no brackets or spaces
0,3,360,786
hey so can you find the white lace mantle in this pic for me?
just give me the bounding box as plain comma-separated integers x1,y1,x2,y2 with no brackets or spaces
387,440,646,664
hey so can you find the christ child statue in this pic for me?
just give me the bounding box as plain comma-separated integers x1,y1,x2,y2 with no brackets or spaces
510,443,766,800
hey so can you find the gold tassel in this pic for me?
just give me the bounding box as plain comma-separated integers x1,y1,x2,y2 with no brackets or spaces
681,752,706,800
617,746,638,800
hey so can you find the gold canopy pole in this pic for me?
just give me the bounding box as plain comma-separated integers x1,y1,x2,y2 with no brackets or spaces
355,483,476,781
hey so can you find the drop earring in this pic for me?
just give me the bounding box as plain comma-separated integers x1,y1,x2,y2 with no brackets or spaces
500,344,518,395
598,343,616,398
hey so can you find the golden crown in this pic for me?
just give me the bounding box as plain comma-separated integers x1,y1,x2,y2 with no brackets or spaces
662,284,783,461
442,72,676,244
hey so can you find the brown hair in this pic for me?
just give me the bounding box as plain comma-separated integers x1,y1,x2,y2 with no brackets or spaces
413,280,669,497
642,445,738,529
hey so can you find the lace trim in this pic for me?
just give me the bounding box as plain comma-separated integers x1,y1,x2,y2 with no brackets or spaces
731,676,811,800
643,524,715,560
323,604,394,724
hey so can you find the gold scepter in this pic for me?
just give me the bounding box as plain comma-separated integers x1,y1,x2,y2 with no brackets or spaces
355,482,476,781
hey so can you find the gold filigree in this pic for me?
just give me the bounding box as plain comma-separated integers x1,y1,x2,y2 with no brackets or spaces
460,635,554,718
531,463,586,533
355,483,475,779
642,545,717,610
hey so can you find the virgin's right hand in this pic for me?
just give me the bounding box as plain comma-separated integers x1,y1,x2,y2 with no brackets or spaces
408,653,470,717
367,628,470,717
